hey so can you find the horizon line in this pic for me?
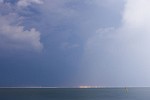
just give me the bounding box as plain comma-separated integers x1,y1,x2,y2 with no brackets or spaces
0,86,149,88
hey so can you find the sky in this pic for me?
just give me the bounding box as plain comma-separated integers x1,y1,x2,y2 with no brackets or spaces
0,0,150,87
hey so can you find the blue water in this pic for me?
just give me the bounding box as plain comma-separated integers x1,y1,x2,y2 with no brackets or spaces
0,88,150,100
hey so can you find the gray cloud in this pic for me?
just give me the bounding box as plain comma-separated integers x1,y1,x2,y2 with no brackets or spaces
17,0,43,7
81,0,150,86
0,0,43,52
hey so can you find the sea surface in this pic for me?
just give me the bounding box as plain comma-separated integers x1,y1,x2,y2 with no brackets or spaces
0,88,150,100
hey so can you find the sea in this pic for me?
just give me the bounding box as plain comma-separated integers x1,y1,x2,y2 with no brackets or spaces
0,88,150,100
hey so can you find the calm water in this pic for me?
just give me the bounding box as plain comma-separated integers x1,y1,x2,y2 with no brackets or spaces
0,88,150,100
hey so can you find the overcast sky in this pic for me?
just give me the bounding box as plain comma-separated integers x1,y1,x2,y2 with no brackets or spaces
0,0,150,87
